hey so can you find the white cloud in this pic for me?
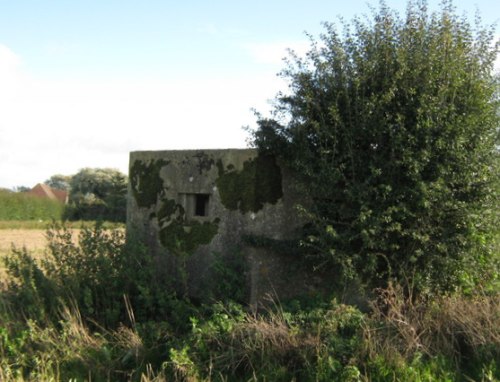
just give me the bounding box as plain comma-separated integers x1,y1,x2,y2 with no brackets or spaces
0,44,21,73
0,45,285,189
0,44,27,100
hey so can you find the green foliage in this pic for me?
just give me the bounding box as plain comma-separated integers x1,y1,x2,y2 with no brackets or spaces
1,248,499,381
208,251,248,303
65,168,128,222
366,354,459,382
14,186,30,192
1,2,499,379
0,222,204,379
216,154,283,213
366,282,500,380
2,223,181,329
44,174,71,191
0,189,64,221
252,1,499,292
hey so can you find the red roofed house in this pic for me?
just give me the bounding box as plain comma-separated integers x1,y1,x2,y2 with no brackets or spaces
27,183,68,204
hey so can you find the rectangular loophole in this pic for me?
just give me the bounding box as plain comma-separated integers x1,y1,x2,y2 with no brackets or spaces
194,194,209,216
179,193,210,218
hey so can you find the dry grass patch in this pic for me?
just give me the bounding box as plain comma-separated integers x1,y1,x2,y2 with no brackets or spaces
365,282,500,365
0,229,51,253
0,229,81,256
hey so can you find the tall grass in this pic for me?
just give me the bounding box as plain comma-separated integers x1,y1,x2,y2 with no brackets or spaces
365,283,500,379
0,190,64,221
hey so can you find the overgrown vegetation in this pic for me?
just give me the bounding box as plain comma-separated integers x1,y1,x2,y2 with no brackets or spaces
0,223,498,380
0,1,498,380
0,189,64,221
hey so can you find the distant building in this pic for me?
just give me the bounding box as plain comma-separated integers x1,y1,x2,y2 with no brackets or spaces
27,183,68,204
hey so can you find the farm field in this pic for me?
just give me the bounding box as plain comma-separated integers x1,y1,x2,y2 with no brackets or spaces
0,229,53,254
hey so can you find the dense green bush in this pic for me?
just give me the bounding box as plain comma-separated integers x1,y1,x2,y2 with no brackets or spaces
64,168,128,222
252,0,499,292
3,223,185,329
0,189,64,221
173,300,366,381
0,223,191,380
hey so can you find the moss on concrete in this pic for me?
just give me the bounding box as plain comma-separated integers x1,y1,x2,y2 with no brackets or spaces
159,218,219,255
156,197,219,255
216,154,283,213
130,159,169,208
156,198,183,221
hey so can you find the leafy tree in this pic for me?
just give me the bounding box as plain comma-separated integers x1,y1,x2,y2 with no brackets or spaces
65,168,128,222
252,1,499,291
44,174,72,191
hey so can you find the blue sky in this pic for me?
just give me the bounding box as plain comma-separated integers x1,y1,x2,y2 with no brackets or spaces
0,0,498,189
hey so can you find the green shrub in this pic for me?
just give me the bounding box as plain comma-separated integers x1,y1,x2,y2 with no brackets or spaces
252,0,499,293
2,222,192,330
64,168,128,223
0,222,190,380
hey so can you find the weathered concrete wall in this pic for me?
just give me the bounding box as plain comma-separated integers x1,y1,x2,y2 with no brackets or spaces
127,149,316,305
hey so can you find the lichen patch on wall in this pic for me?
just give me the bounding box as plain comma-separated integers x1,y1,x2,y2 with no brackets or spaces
159,216,220,255
154,196,219,255
130,159,169,208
